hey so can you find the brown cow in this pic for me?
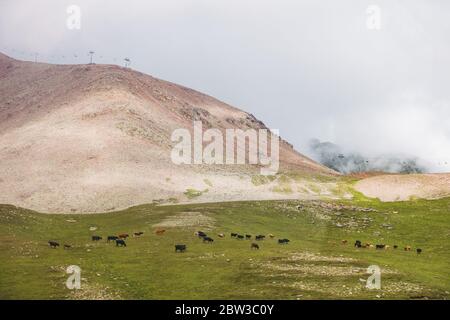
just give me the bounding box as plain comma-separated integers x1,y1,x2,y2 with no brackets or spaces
118,234,129,239
155,229,166,235
251,243,260,250
342,240,348,245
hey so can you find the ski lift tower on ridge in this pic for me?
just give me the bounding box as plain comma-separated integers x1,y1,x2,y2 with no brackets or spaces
88,51,95,64
124,57,131,68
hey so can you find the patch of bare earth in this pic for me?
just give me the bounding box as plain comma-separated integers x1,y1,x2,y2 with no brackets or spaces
152,211,215,229
257,251,425,298
67,283,121,300
355,173,450,202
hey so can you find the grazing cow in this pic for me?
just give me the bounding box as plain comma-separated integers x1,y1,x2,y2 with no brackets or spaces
118,234,129,239
48,241,60,248
217,233,225,238
404,246,412,251
92,235,102,241
64,244,72,250
393,245,398,249
255,235,265,241
231,233,238,238
107,235,119,242
116,239,127,247
268,234,274,238
416,248,422,254
385,245,390,250
203,237,214,243
134,232,144,237
342,240,348,245
155,230,165,236
354,240,362,248
175,244,186,252
375,244,386,250
278,238,290,244
245,234,252,240
197,231,207,238
251,243,260,250
236,235,244,240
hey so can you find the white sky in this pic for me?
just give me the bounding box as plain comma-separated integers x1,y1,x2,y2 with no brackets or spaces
1,0,449,172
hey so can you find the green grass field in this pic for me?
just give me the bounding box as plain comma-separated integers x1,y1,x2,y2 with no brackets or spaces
1,194,449,300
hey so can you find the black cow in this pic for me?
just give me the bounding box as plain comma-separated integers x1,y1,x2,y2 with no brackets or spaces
354,240,362,248
255,235,265,241
64,244,72,249
107,235,119,242
134,232,144,237
416,248,422,254
237,235,244,240
231,233,238,238
245,235,252,240
203,237,214,243
175,244,186,252
116,239,127,247
197,231,207,238
251,243,259,250
48,241,60,248
92,235,102,241
376,244,386,250
393,245,398,249
278,238,290,244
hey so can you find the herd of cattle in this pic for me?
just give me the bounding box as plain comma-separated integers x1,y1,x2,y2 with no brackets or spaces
348,240,422,254
47,229,291,253
47,231,423,255
172,231,292,252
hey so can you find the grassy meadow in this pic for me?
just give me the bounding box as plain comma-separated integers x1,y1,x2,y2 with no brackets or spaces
0,192,449,299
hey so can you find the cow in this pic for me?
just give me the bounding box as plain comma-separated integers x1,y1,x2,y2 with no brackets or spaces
48,241,60,248
393,245,398,249
116,239,127,247
268,234,274,239
251,243,260,250
376,244,386,250
255,235,265,241
155,230,165,236
107,235,119,242
217,233,225,238
354,240,362,248
404,246,412,251
203,237,214,243
236,235,244,240
175,244,186,252
231,233,238,238
63,244,72,250
245,234,252,240
118,234,129,239
416,248,422,254
134,232,144,237
342,240,348,245
278,238,290,244
92,235,102,241
197,231,207,238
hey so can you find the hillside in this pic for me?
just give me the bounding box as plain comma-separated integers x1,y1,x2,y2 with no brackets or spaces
355,173,450,202
0,53,337,213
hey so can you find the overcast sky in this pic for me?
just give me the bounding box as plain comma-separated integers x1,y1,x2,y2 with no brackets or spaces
1,0,449,172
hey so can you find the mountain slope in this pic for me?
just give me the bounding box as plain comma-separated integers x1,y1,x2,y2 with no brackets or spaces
0,53,337,213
